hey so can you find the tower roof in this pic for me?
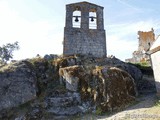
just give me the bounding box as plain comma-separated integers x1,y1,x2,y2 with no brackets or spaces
66,1,104,9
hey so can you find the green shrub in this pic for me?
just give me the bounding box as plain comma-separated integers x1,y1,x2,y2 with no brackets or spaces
96,107,103,115
155,100,160,107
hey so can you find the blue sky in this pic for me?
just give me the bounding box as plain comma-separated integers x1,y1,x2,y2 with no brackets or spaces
0,0,160,61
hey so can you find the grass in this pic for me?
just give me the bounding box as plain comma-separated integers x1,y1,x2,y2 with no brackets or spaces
128,61,151,68
154,97,160,107
96,107,103,115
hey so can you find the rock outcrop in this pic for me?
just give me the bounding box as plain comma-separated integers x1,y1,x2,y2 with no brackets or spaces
56,55,143,92
0,60,37,111
0,55,145,119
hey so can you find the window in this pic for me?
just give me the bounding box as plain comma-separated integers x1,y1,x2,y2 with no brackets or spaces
72,10,81,28
89,10,97,29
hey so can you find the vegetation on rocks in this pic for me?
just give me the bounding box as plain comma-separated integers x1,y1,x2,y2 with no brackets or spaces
155,96,160,107
58,56,138,113
0,54,155,119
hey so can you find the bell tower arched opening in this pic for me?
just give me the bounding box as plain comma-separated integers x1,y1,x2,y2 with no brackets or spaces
89,9,97,29
72,10,81,28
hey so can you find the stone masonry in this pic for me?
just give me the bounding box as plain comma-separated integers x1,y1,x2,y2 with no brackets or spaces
63,2,106,58
126,28,155,63
138,28,155,52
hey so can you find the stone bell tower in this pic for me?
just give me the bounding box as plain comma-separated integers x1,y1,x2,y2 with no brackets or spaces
63,1,106,58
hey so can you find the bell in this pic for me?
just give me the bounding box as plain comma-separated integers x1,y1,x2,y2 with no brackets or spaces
75,16,79,22
91,17,94,22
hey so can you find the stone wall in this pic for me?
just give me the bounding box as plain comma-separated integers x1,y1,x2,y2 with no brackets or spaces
125,51,149,63
64,28,106,58
138,28,155,52
150,50,160,96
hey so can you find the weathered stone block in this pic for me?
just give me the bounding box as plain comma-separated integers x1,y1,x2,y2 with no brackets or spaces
59,66,81,91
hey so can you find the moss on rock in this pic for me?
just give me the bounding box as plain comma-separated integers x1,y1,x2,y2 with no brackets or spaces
59,64,138,113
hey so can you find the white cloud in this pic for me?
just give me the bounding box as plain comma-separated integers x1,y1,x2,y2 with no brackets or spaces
107,35,137,61
0,0,63,60
106,20,160,61
107,20,159,36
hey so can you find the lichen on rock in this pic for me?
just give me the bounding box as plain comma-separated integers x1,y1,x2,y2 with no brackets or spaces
93,66,138,112
59,64,138,112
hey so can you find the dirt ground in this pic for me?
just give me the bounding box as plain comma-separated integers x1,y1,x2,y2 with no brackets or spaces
55,94,160,120
95,94,160,120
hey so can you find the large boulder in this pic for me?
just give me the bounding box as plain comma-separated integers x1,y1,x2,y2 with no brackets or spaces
96,56,143,89
56,55,143,93
59,65,138,112
0,60,37,111
92,66,138,111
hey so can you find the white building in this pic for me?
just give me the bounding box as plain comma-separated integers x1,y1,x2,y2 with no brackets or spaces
148,36,160,96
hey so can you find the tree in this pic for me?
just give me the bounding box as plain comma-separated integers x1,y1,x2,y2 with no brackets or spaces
0,41,19,64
